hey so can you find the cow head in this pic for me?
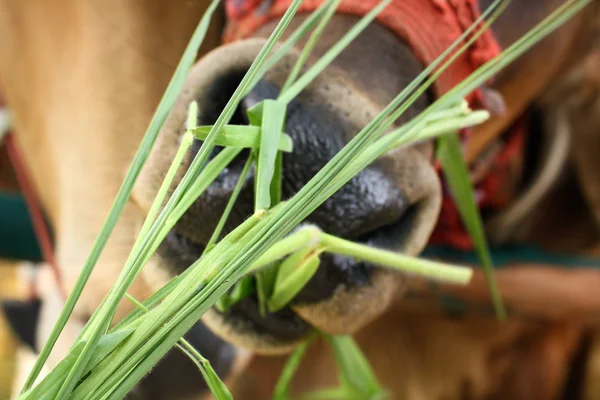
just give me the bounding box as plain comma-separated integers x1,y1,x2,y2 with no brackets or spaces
134,15,440,353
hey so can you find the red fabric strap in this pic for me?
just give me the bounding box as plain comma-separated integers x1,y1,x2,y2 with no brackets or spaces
224,0,510,250
224,0,501,101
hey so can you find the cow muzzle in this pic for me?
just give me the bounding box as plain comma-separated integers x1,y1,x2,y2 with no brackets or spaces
134,39,441,354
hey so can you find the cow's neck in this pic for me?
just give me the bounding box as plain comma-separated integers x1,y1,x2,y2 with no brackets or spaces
0,0,221,333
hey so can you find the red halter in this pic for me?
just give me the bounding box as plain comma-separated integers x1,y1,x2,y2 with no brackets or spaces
224,0,501,102
224,0,515,249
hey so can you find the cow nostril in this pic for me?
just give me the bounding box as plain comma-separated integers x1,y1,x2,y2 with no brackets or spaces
359,204,419,251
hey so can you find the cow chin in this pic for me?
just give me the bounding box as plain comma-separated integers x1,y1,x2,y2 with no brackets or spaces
132,36,440,354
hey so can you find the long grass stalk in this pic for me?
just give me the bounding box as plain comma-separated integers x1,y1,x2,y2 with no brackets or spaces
278,0,393,104
21,0,223,393
279,0,343,93
23,1,592,398
79,3,591,397
205,153,255,252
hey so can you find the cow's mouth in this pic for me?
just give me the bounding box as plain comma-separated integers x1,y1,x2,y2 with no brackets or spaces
157,204,424,353
135,38,440,354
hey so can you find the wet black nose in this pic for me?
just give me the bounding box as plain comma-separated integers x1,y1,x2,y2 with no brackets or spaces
169,79,412,303
174,78,409,251
245,80,409,239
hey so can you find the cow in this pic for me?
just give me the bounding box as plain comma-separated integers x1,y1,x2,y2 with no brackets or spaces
0,0,599,399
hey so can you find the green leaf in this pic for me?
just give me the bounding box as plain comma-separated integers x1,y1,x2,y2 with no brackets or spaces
255,100,287,211
270,151,284,207
110,275,184,332
278,0,393,104
205,152,255,252
248,226,321,273
437,133,506,319
97,4,591,398
67,0,309,396
17,342,85,400
256,265,279,317
268,248,321,313
280,0,343,93
245,0,338,95
21,0,224,393
169,146,244,225
193,125,293,152
251,99,287,314
326,335,385,398
32,1,593,398
272,337,313,400
126,292,233,400
177,341,233,400
321,232,472,285
246,102,264,126
87,330,135,374
216,275,256,311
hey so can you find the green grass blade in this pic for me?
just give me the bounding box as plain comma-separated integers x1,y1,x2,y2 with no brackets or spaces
366,0,508,142
264,0,507,241
436,134,506,319
193,125,293,152
248,225,321,272
256,270,276,317
110,275,184,332
177,342,233,400
65,1,308,395
437,0,591,108
103,102,197,330
58,145,242,400
255,100,287,211
252,100,287,314
126,293,232,400
272,336,313,400
78,218,271,399
88,0,307,358
169,147,244,225
17,342,86,400
268,248,321,313
299,388,350,400
102,3,590,397
280,0,343,93
278,0,392,104
326,335,384,397
229,0,584,324
216,275,256,311
205,152,255,252
270,151,284,205
21,0,223,392
87,330,135,374
294,0,590,293
137,100,197,250
246,0,338,95
321,233,472,284
31,2,593,398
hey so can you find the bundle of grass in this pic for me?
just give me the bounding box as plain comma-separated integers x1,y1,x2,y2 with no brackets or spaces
16,0,592,398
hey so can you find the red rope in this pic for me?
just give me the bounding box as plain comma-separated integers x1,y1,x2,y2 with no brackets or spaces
223,0,524,250
4,133,65,299
224,0,501,102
